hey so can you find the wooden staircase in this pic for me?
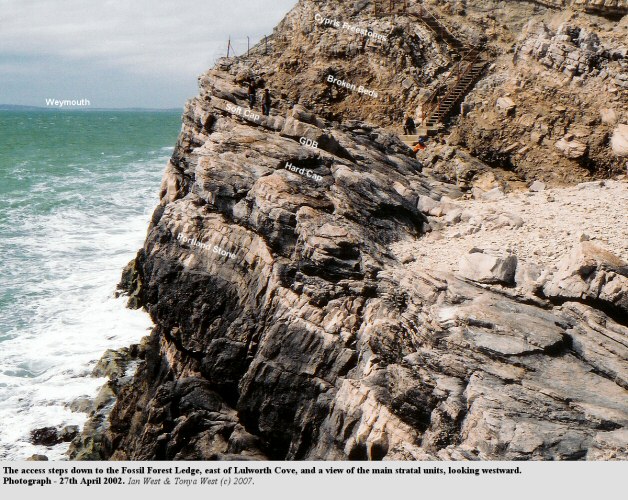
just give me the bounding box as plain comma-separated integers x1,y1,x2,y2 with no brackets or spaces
375,1,464,54
410,5,465,54
373,0,409,16
373,1,490,139
399,128,429,147
408,4,489,131
422,49,487,130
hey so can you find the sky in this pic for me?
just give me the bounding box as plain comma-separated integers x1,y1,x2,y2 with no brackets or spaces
0,0,295,108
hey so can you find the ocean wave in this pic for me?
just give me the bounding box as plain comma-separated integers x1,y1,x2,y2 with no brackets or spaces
0,151,166,459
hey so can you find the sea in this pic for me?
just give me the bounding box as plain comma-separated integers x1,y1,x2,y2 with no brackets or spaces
0,110,181,459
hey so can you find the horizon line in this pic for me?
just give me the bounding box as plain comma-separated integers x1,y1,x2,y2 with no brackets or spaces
0,103,183,111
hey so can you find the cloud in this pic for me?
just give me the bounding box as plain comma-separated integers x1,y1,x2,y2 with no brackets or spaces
0,0,295,107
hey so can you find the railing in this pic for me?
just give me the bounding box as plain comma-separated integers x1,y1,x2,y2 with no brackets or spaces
421,47,484,126
420,84,444,125
412,4,461,50
372,0,487,129
373,0,408,16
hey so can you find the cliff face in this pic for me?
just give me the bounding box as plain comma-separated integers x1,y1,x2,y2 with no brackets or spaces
78,0,628,461
445,2,628,183
207,0,627,184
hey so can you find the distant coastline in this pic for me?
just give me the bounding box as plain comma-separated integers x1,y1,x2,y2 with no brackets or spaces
0,104,182,112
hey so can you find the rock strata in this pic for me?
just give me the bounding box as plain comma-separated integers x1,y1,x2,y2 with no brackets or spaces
78,0,628,461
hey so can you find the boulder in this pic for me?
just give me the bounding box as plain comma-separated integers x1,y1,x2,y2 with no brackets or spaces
444,208,463,224
543,242,628,314
555,137,587,159
417,195,440,215
92,348,131,379
473,170,501,192
530,130,544,144
291,105,326,128
529,180,546,192
496,97,516,114
31,427,61,446
159,161,183,205
281,116,346,158
281,115,320,139
515,262,543,292
68,396,94,413
600,108,617,125
60,425,80,442
234,69,253,83
489,212,524,229
481,187,506,201
458,251,518,285
611,124,628,157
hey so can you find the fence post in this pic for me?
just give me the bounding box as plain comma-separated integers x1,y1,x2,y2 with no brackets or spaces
227,36,231,58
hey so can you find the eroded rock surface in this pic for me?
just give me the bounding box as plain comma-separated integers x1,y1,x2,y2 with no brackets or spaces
82,0,628,461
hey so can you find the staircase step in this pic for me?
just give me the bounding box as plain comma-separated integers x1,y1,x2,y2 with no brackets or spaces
399,135,421,141
416,9,489,129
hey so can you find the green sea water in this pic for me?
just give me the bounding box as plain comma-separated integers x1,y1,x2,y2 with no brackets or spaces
0,110,181,459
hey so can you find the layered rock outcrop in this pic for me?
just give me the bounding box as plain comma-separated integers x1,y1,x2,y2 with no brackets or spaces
74,0,628,461
448,7,627,182
533,0,628,16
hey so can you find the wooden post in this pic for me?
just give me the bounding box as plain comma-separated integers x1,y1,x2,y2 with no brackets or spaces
265,36,268,55
227,36,231,58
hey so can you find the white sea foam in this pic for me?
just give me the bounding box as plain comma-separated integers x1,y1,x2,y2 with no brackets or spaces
0,151,170,460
